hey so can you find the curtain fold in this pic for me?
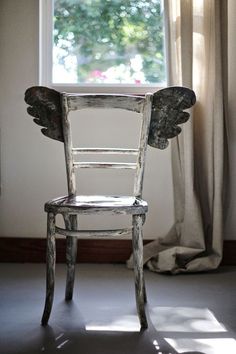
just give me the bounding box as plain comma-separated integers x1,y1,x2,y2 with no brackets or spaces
129,0,228,273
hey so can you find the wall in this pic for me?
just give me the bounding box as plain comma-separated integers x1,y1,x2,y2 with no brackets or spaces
0,0,174,239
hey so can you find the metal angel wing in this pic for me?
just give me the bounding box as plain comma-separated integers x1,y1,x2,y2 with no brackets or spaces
24,86,64,142
148,86,196,149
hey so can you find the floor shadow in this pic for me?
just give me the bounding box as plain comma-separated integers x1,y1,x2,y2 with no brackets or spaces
6,303,216,354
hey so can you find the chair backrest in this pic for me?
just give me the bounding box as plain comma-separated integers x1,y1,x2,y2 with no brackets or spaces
61,93,152,197
61,93,153,198
25,85,196,200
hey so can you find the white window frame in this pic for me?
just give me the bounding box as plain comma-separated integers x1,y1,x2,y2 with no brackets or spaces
39,0,167,94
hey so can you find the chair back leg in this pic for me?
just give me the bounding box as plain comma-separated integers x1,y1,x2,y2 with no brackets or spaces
41,212,56,326
63,214,77,301
65,214,78,300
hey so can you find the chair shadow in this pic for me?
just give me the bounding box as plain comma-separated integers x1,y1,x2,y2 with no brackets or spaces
16,301,207,354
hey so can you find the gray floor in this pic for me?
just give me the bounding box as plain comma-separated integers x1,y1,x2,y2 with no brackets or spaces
1,264,236,354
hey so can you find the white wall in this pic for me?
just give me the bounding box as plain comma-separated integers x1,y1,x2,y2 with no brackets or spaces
0,0,174,239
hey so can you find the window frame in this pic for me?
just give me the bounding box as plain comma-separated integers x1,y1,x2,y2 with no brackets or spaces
39,0,167,94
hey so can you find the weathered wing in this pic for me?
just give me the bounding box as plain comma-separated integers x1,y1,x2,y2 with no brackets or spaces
148,86,196,149
24,86,64,142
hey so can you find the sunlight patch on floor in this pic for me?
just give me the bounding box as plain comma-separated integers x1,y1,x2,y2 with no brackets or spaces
85,315,140,332
150,307,227,332
165,338,236,354
149,307,234,353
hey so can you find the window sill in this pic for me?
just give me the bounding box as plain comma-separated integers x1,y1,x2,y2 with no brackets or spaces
48,83,166,95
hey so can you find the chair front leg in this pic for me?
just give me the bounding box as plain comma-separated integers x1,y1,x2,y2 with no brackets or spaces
41,212,56,326
132,214,148,329
64,214,78,301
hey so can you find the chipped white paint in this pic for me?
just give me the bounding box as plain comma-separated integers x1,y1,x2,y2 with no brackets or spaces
55,227,132,238
66,94,145,113
73,162,137,169
41,91,151,329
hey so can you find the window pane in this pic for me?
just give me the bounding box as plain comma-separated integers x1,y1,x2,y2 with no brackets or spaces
53,0,165,85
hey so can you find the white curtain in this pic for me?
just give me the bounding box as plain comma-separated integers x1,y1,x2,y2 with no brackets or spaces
138,0,228,273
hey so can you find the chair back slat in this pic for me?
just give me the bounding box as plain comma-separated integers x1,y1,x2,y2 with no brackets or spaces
73,162,137,169
71,148,139,155
66,94,144,112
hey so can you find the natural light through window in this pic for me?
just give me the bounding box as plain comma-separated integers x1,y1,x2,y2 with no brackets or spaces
52,0,166,86
150,307,236,354
150,307,227,333
165,338,236,354
85,314,140,332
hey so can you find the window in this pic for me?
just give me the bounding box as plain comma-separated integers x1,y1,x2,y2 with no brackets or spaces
40,0,166,93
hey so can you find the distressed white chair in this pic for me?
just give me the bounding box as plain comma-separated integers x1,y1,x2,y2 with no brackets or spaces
25,86,195,330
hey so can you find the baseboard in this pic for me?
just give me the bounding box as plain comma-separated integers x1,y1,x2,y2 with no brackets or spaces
0,237,235,265
221,240,236,265
0,238,136,263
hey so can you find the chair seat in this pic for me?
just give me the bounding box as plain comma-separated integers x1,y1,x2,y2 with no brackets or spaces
45,195,148,215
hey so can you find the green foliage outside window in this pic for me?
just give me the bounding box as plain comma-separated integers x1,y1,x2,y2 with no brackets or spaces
53,0,165,84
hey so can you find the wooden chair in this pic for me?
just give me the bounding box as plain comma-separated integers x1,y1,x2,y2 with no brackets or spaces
25,86,195,330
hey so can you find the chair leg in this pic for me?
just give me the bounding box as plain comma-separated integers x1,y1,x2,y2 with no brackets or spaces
140,214,147,304
41,213,56,326
65,214,78,301
132,214,148,329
